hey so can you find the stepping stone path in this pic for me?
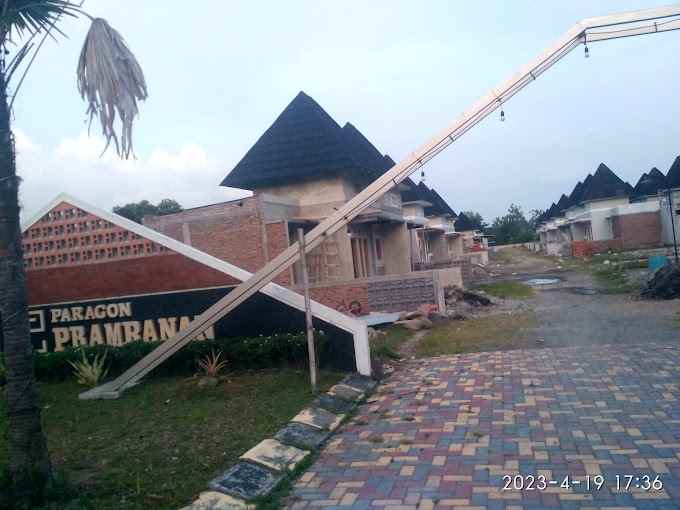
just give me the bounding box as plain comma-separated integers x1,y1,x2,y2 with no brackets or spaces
181,374,374,509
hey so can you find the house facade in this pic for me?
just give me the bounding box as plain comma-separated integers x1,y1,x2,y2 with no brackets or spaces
537,161,674,257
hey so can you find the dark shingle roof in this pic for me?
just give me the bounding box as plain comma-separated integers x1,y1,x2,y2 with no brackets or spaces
555,194,570,214
454,212,476,232
579,163,630,202
401,179,432,205
631,168,666,200
418,183,456,218
221,92,392,190
666,156,680,189
543,202,558,220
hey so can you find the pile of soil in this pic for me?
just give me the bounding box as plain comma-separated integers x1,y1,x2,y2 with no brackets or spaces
641,263,680,300
444,286,492,307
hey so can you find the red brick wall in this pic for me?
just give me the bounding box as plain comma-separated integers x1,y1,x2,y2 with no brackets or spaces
144,198,267,274
265,221,292,285
572,239,624,257
611,212,661,249
308,282,370,316
28,253,238,305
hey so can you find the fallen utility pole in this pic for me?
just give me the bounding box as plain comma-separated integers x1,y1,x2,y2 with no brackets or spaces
81,4,680,399
297,227,318,394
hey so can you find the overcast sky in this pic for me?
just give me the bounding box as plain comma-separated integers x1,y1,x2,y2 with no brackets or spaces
14,0,680,223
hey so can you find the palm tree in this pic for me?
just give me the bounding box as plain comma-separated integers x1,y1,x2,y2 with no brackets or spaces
0,0,147,499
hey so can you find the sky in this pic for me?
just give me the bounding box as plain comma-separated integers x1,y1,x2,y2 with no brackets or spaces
13,0,680,224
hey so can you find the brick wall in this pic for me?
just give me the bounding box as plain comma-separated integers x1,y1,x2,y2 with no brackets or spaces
28,253,237,305
144,198,267,273
265,221,292,285
572,239,624,257
308,281,370,316
611,212,661,250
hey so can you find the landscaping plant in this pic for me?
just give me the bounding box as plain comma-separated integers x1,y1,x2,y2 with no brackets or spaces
196,350,229,378
67,349,109,387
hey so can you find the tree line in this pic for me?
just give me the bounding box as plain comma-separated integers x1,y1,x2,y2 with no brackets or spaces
461,205,544,246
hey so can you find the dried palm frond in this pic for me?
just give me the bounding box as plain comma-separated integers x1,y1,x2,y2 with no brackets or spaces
68,349,109,387
77,17,147,159
196,350,229,378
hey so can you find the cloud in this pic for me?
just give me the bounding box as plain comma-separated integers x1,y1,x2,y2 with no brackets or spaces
16,130,249,221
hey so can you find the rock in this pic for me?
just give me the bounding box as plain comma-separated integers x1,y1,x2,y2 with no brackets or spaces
603,259,611,265
198,376,219,388
209,462,282,501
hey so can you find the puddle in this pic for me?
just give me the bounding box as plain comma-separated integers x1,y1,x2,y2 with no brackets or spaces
525,278,561,286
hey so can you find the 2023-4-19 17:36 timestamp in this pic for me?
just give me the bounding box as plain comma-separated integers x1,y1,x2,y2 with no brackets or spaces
502,474,664,492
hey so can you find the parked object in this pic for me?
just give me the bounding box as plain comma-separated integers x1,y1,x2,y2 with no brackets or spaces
641,263,680,300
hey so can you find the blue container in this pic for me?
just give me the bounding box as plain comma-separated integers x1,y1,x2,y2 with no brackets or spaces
649,255,669,272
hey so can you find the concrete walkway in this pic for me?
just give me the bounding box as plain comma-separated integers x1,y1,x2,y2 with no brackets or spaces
287,343,680,509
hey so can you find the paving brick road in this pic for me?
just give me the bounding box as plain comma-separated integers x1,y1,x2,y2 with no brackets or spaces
287,343,680,509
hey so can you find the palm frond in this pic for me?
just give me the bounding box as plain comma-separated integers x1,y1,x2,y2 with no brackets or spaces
0,0,78,42
77,17,147,159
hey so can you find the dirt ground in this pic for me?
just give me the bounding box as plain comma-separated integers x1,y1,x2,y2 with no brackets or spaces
479,248,680,348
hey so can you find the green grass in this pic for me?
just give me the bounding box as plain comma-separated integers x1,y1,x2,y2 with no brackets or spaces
417,312,538,357
592,265,640,295
0,370,341,509
369,325,413,360
475,282,534,299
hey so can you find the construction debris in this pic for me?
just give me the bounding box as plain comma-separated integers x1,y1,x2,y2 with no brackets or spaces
641,263,680,300
444,286,493,308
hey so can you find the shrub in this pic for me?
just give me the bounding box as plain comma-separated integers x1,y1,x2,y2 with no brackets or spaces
68,349,108,386
33,331,329,382
196,350,228,378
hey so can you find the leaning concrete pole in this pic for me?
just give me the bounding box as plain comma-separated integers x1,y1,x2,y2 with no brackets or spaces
82,4,680,399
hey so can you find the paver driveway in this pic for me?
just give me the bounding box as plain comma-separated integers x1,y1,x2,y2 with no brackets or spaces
288,342,680,509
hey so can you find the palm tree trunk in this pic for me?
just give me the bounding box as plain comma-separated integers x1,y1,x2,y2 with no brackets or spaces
0,70,51,488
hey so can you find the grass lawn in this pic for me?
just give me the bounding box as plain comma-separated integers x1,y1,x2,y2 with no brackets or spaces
0,369,341,509
370,326,412,360
475,281,534,299
417,312,538,357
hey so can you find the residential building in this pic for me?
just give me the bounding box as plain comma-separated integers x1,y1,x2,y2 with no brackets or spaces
660,156,680,247
538,162,666,257
145,92,468,315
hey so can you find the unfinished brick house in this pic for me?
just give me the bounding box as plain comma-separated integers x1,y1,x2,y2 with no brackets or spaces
537,161,669,257
145,92,471,316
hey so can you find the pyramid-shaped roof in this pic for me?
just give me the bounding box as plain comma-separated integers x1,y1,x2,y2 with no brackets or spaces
454,212,476,232
631,167,666,200
401,178,433,205
427,188,457,218
579,163,630,202
666,155,680,189
221,92,392,190
544,202,559,220
555,194,570,214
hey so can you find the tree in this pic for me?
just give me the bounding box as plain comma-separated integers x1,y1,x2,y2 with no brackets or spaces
0,1,146,499
490,204,536,245
460,210,486,231
113,198,182,223
528,208,545,230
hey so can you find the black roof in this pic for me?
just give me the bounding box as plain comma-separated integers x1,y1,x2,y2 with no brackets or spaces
221,92,393,190
428,188,457,217
401,179,433,205
579,163,630,202
555,194,570,214
565,180,583,208
631,167,666,200
666,155,680,189
454,212,476,232
543,202,559,221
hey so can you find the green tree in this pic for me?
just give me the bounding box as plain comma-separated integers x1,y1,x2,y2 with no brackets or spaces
528,208,545,230
490,204,536,245
113,199,182,224
460,210,486,231
0,1,147,500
